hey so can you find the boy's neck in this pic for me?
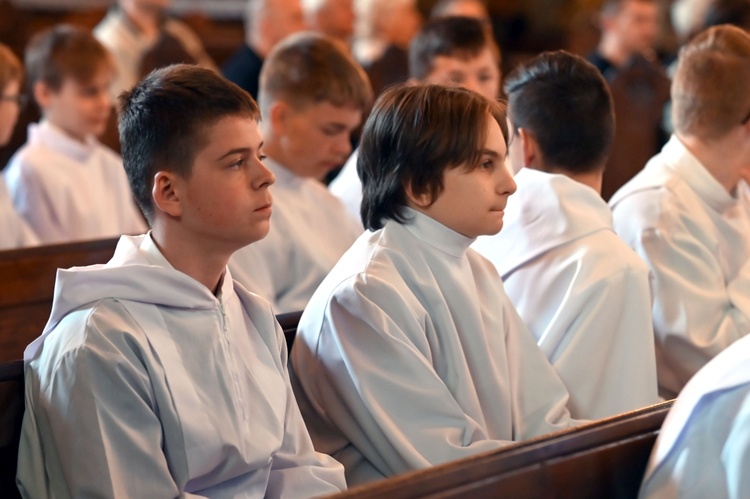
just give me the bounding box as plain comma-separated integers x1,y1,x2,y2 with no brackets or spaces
45,118,89,145
150,222,231,296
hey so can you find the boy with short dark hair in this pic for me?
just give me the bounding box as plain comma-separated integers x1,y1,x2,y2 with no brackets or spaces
473,51,658,419
229,32,370,314
3,24,146,244
16,64,346,498
291,83,581,486
330,15,501,221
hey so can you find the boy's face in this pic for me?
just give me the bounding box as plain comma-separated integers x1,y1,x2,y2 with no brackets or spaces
171,116,275,252
418,114,516,238
423,48,500,101
36,65,113,142
0,79,22,146
276,101,361,179
605,0,658,56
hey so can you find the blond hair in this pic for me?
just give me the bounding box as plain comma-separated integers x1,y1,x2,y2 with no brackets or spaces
672,24,750,139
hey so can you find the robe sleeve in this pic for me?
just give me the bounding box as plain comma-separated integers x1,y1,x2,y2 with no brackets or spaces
538,262,658,419
5,157,65,244
301,275,511,478
636,218,750,389
17,307,190,498
266,319,347,496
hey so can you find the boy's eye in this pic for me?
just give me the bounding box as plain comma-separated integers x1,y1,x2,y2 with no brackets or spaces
480,159,495,170
478,72,494,83
230,158,246,169
258,153,268,162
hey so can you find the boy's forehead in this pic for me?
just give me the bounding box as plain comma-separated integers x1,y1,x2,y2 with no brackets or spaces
426,48,497,74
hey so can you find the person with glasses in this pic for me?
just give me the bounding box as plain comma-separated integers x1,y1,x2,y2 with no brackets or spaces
610,24,750,400
0,42,38,249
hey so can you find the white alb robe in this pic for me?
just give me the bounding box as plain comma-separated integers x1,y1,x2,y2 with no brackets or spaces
17,234,346,498
3,121,147,244
229,158,362,314
610,135,750,398
639,334,750,499
473,168,658,419
0,176,38,250
291,208,581,486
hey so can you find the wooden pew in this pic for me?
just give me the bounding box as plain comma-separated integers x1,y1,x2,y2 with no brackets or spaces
0,359,23,499
0,238,119,362
332,400,673,499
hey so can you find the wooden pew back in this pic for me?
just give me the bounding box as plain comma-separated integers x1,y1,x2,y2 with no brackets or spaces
0,239,119,362
333,401,673,499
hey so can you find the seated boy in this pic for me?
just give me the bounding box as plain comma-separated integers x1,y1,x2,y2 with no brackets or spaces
639,334,750,498
16,64,346,498
3,24,146,244
291,84,581,486
473,51,658,419
229,32,369,314
330,14,501,222
610,25,750,398
0,42,38,249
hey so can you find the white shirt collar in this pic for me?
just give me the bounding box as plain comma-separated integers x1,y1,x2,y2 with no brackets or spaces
400,206,475,258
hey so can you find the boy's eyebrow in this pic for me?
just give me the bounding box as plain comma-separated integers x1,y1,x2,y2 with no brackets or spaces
482,149,500,158
216,143,263,161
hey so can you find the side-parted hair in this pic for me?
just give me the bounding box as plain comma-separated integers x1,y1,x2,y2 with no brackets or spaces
409,16,500,81
0,43,22,91
504,50,614,173
358,83,508,230
24,24,112,90
119,64,260,223
258,32,372,116
672,24,750,140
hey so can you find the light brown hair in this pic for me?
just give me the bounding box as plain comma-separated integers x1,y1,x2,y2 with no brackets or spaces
25,24,113,91
672,24,750,139
258,31,372,116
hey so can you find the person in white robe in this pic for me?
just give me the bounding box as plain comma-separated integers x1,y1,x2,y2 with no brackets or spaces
291,84,583,487
329,15,503,223
638,334,750,499
610,25,750,398
16,64,345,498
3,26,146,244
229,33,370,314
0,43,38,249
473,51,658,419
94,0,217,100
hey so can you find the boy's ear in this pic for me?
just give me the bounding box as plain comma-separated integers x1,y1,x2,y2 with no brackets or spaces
268,101,290,136
404,180,433,208
32,81,54,109
151,171,183,218
518,128,541,170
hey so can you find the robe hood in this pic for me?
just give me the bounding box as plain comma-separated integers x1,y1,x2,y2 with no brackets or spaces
485,168,613,277
26,234,225,360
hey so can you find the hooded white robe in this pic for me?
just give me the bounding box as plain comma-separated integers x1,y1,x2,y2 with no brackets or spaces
610,135,750,398
474,168,658,419
17,233,346,498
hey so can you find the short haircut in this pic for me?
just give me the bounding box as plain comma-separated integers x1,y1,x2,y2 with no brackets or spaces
672,24,750,140
0,43,22,91
358,83,508,230
24,24,112,91
258,32,372,116
408,16,500,81
504,50,614,173
118,64,261,223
